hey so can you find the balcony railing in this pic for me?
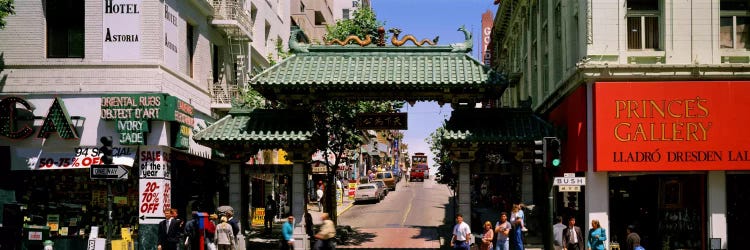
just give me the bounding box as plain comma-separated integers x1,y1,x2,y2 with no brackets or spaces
209,78,241,108
211,0,253,38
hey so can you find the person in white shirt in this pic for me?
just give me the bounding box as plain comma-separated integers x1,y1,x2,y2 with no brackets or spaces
552,216,566,250
451,214,472,250
316,186,324,212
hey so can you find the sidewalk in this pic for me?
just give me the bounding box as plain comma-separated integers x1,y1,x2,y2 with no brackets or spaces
246,196,355,249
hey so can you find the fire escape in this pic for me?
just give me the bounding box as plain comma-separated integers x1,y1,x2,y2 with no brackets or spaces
209,0,253,111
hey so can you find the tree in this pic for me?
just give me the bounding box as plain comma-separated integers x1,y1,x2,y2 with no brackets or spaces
0,0,14,30
324,7,387,45
310,100,401,223
427,125,456,191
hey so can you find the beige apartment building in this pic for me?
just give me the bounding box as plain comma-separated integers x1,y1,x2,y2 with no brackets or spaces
490,0,750,249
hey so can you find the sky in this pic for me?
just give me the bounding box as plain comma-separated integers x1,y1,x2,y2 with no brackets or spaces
371,0,498,171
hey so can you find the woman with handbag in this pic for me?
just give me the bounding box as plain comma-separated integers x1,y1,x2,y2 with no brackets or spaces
481,221,494,250
587,220,607,250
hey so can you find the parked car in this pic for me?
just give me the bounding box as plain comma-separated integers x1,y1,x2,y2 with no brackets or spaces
354,183,383,203
375,171,397,191
372,180,389,196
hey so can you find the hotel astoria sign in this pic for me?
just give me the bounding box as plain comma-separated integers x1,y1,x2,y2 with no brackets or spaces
594,81,750,171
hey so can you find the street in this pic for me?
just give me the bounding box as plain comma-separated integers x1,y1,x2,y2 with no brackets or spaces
337,177,453,249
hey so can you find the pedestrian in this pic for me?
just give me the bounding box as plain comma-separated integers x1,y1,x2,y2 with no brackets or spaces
624,225,641,250
215,216,235,250
225,210,240,243
587,219,606,250
481,221,494,250
281,216,295,250
494,212,511,250
316,185,324,212
314,213,336,250
206,214,218,250
552,216,566,250
183,211,204,250
509,216,524,250
562,217,584,250
510,203,526,232
304,212,314,248
157,208,182,250
450,213,471,250
265,195,277,235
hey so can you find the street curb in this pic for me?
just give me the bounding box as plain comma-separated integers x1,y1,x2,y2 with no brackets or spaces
337,202,355,216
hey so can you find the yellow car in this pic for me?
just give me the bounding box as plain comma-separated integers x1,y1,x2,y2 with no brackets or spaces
375,171,397,191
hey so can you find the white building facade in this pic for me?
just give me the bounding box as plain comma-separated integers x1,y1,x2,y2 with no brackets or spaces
491,0,750,249
0,0,253,248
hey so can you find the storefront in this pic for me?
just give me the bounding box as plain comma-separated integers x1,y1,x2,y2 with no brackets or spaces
0,94,218,249
592,81,750,250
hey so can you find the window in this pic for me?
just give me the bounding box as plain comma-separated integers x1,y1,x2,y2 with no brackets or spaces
300,2,305,13
720,0,750,49
46,0,84,58
627,0,660,50
187,24,195,77
343,9,350,19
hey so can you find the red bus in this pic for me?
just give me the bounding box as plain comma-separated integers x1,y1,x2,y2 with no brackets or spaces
410,153,429,182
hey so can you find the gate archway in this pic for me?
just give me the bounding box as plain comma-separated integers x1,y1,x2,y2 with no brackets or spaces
194,28,555,248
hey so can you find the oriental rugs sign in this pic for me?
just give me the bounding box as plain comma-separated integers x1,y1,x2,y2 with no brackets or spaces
594,81,750,171
101,94,194,149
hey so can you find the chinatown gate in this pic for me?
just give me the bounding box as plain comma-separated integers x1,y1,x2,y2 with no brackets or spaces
193,28,555,248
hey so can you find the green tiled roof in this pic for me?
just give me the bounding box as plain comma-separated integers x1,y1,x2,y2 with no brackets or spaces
193,109,313,148
250,46,507,102
442,108,555,144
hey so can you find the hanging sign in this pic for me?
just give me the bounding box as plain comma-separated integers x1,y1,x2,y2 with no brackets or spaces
356,113,408,130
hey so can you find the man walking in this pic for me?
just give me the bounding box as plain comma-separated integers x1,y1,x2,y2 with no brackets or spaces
158,208,182,250
562,217,584,250
625,225,641,250
451,214,471,250
553,216,566,250
281,216,295,250
314,213,336,250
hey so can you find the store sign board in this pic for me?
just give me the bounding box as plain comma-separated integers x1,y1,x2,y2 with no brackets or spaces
355,113,407,130
102,0,142,61
553,177,586,186
101,94,194,148
594,81,750,171
17,147,135,170
0,96,79,140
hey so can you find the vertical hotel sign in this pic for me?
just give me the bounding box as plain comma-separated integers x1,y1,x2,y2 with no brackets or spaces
594,81,750,171
103,0,142,61
163,3,180,70
481,10,494,65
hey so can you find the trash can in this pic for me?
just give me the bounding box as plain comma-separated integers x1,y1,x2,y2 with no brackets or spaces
21,225,50,250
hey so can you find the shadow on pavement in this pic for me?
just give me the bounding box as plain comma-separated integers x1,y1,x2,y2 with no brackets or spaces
437,193,456,249
335,227,377,246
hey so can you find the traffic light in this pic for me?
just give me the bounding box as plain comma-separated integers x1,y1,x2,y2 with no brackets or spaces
547,137,562,168
100,136,114,165
534,139,546,167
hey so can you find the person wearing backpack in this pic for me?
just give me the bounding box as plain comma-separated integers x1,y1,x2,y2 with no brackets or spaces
265,195,277,235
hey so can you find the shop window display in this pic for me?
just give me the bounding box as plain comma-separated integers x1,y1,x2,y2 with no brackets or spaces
609,174,705,250
727,174,750,250
7,169,138,248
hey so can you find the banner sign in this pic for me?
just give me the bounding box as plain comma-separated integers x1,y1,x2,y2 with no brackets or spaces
17,147,135,170
594,81,750,171
481,10,494,65
103,0,142,61
138,146,171,224
163,3,180,70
